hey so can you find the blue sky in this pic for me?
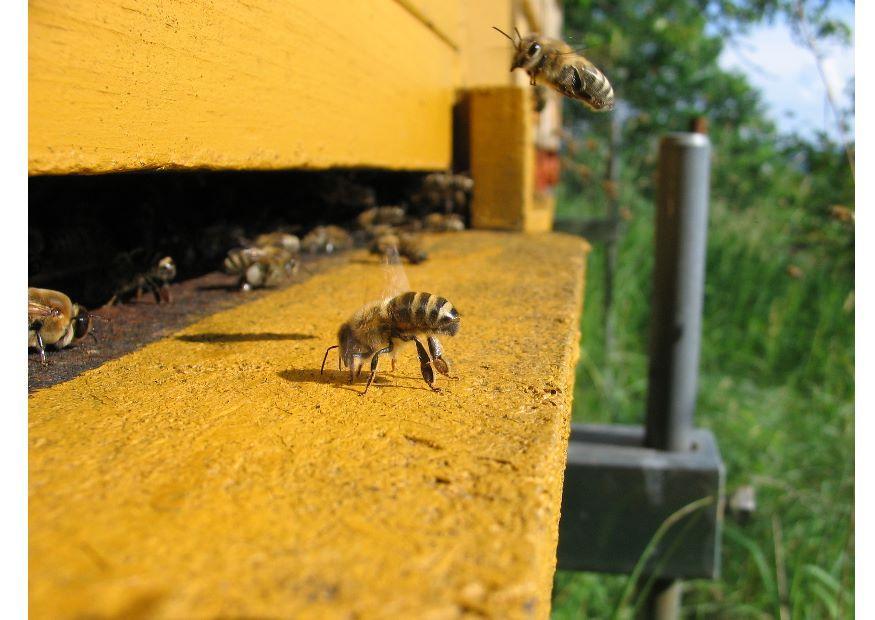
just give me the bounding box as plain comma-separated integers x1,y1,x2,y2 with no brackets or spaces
717,4,855,142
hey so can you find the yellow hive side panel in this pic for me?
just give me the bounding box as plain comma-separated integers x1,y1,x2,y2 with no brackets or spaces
459,0,514,88
395,0,461,50
29,1,456,174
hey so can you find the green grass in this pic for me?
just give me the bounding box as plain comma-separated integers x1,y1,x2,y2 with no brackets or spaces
551,185,854,618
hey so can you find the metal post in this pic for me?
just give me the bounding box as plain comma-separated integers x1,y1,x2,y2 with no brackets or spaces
639,132,711,620
644,132,711,452
603,111,622,413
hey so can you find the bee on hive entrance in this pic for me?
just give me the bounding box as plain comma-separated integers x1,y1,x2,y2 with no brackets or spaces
493,26,615,112
108,255,177,305
321,249,460,395
28,287,93,364
223,245,297,291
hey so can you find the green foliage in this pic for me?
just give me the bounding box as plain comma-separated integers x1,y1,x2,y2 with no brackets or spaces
553,192,853,618
552,0,853,616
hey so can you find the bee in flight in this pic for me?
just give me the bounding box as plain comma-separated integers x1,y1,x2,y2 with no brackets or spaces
28,287,92,364
493,26,615,112
321,251,460,395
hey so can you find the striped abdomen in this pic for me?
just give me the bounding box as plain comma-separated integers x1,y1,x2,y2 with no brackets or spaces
223,248,257,275
571,59,614,111
386,292,460,337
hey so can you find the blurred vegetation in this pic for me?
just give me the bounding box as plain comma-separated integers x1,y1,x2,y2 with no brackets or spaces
551,0,853,617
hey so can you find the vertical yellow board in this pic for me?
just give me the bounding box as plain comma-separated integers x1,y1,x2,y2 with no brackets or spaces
28,1,456,174
469,86,541,231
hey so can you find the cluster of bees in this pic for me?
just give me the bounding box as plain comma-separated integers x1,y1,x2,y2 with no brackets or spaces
28,173,472,374
29,26,617,394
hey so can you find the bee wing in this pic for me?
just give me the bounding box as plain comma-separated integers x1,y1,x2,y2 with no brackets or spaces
380,246,411,300
28,300,61,324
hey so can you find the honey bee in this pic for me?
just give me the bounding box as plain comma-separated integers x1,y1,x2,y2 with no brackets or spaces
28,287,92,364
493,27,615,112
422,213,465,232
370,231,428,264
321,253,460,395
301,225,354,254
253,232,301,254
411,173,473,216
223,246,297,291
109,256,177,305
357,206,407,229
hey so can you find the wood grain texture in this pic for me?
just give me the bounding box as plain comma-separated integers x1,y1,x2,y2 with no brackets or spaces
29,232,588,619
29,1,456,174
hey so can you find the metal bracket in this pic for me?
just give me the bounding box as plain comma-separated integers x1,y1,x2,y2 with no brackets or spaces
557,423,724,579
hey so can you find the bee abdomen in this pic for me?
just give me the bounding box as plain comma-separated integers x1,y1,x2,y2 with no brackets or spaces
223,249,252,275
388,292,460,336
580,65,614,110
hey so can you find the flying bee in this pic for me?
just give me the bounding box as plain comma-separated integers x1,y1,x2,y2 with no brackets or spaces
109,256,177,305
223,246,297,291
493,27,615,112
28,287,92,364
301,225,354,254
253,232,301,254
321,252,460,395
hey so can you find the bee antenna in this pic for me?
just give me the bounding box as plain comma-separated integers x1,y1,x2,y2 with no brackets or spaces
492,26,515,43
514,27,522,41
321,345,339,375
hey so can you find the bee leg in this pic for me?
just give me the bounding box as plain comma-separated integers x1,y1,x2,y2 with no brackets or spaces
356,360,364,378
363,346,393,396
427,335,457,379
320,345,339,375
144,277,163,304
35,330,48,365
412,337,438,391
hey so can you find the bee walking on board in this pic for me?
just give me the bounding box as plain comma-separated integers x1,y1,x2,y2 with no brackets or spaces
108,255,177,305
493,26,615,112
321,251,460,395
28,287,92,364
223,245,297,291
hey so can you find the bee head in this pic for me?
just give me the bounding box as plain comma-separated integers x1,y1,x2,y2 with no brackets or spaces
157,256,177,282
512,35,544,72
338,322,367,369
71,305,92,341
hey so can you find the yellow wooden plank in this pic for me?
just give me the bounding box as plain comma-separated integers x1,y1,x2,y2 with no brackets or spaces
459,0,514,87
28,1,455,174
395,0,460,51
29,231,588,619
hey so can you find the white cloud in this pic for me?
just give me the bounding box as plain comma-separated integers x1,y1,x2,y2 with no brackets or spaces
717,12,854,141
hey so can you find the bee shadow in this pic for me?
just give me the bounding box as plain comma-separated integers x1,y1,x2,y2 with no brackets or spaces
195,283,241,292
177,333,315,343
277,369,433,393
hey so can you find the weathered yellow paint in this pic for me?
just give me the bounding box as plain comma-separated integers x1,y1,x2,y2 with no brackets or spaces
29,232,589,619
395,0,461,50
28,1,455,174
458,0,514,88
469,87,542,231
